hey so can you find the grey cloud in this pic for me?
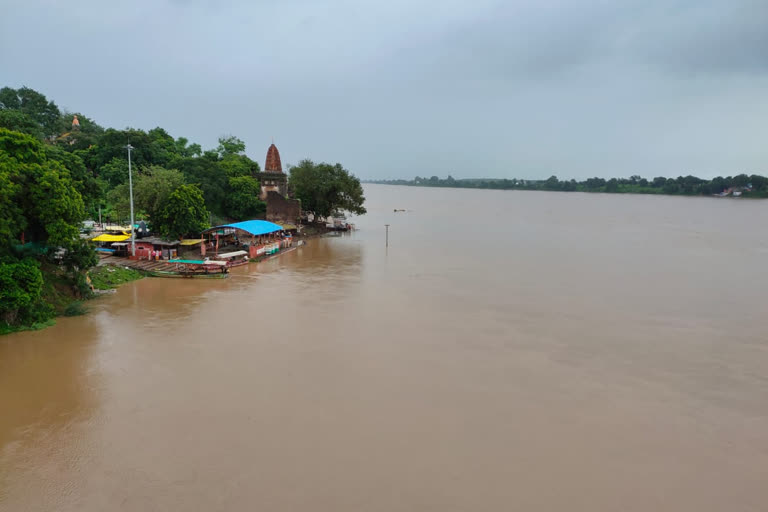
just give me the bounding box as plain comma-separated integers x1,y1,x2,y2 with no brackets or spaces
0,0,766,180
628,1,768,75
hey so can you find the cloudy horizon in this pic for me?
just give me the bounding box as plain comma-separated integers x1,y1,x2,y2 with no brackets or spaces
2,0,766,180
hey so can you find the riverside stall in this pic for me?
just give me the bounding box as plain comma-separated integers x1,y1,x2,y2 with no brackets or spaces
201,220,291,261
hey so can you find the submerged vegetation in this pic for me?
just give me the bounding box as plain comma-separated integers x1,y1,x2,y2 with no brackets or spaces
370,174,768,197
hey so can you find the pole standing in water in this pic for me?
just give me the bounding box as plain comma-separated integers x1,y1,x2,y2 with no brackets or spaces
126,144,136,257
385,224,389,247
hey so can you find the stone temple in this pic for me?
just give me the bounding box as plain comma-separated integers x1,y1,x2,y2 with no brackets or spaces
257,143,288,199
256,142,301,224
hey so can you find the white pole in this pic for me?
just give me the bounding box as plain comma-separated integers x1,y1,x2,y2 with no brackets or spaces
127,144,136,257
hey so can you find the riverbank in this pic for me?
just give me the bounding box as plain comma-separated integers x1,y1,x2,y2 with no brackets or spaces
1,264,141,336
1,231,340,336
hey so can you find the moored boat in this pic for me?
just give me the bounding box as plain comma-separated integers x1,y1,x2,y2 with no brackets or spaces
153,259,230,278
143,269,229,279
213,250,250,267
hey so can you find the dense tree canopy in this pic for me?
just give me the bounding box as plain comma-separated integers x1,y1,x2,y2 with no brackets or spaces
134,166,186,221
154,184,209,239
0,86,61,137
0,258,45,326
226,176,266,220
0,128,85,247
0,128,89,327
289,159,367,218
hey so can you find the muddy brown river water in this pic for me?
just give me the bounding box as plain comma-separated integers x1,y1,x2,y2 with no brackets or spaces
1,184,767,511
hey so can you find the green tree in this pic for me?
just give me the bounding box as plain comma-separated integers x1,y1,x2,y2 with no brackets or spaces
61,239,99,295
0,128,85,246
289,159,366,218
106,183,131,222
44,145,100,207
155,184,209,239
0,109,43,138
217,135,246,157
176,156,229,214
0,258,45,326
0,86,61,137
220,154,259,178
0,155,23,249
97,156,130,188
225,176,265,220
543,175,561,191
174,137,202,157
133,166,186,221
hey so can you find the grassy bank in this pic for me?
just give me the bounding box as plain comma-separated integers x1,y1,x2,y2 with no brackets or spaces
89,265,143,290
0,319,57,336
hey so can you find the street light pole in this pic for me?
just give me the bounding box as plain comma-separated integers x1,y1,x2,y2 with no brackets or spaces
126,144,136,257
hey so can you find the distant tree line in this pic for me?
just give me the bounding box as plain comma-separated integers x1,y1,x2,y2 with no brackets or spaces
368,173,768,197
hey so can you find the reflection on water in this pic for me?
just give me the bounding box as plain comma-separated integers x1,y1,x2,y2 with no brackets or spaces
1,185,768,511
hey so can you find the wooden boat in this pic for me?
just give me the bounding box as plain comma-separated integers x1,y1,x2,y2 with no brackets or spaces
143,260,229,278
214,250,250,267
143,269,229,279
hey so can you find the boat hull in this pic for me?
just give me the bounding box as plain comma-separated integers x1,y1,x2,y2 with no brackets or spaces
142,270,229,279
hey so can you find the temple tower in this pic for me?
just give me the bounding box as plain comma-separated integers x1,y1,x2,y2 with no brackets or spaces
256,141,301,223
257,142,288,200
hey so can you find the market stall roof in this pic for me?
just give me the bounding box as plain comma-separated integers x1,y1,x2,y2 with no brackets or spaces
203,220,283,237
279,224,297,231
92,233,131,242
179,239,203,246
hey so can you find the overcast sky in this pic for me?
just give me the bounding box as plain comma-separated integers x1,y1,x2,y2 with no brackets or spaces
1,0,766,180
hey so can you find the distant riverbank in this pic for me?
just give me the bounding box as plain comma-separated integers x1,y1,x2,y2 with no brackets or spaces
367,174,768,198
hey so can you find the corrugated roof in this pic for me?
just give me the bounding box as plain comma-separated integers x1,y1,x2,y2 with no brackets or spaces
203,220,283,237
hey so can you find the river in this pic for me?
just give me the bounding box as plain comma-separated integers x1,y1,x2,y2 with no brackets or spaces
1,184,767,511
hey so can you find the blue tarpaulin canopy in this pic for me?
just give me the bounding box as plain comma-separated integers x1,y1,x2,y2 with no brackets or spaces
203,220,283,237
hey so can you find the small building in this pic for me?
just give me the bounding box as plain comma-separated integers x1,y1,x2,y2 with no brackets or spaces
129,237,180,260
201,220,292,259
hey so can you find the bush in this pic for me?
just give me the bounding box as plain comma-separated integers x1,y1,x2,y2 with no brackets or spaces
0,258,47,326
63,301,87,316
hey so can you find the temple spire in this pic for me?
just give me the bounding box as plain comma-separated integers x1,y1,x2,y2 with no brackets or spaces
264,141,283,173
